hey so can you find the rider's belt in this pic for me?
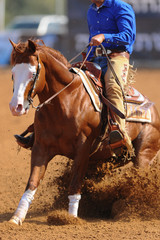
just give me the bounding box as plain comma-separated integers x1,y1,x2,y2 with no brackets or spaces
94,47,130,60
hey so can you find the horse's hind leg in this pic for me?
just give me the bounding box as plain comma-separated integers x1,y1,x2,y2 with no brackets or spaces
133,124,160,168
9,145,50,225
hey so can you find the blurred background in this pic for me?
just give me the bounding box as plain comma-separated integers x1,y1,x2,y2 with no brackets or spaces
0,0,160,67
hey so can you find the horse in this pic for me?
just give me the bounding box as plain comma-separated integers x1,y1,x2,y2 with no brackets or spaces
8,39,160,225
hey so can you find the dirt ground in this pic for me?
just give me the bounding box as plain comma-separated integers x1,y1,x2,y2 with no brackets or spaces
0,67,160,240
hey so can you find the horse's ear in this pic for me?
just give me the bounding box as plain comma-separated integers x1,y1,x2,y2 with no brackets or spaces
28,40,36,53
9,39,17,50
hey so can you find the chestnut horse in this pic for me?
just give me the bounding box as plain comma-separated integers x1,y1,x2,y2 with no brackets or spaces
9,40,160,225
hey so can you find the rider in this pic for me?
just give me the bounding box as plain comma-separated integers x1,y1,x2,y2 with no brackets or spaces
15,0,136,156
87,0,136,155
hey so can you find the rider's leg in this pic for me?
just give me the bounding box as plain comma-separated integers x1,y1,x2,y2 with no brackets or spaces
104,55,134,156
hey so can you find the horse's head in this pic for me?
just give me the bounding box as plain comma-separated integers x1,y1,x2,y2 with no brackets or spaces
9,39,43,116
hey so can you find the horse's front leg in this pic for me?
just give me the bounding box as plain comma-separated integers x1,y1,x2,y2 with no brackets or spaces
9,145,50,225
68,135,92,218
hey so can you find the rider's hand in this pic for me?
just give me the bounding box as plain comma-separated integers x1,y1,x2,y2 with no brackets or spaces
90,34,105,46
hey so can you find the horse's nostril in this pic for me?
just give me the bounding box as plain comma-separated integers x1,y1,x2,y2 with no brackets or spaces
16,104,23,112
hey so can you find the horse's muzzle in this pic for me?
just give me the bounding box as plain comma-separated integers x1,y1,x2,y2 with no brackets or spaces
9,101,29,116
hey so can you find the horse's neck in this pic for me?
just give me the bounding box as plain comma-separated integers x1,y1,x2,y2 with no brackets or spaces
37,50,74,103
42,50,73,88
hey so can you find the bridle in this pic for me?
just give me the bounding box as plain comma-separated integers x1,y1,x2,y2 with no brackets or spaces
27,55,41,106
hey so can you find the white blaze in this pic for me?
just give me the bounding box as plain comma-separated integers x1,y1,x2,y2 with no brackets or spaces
9,63,37,116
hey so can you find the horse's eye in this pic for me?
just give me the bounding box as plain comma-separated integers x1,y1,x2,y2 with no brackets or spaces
32,73,36,79
12,74,14,81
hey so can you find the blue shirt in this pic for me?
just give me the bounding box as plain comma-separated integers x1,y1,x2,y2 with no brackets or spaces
87,0,136,59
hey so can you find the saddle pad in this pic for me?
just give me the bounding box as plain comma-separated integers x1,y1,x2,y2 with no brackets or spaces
72,67,102,112
126,100,153,123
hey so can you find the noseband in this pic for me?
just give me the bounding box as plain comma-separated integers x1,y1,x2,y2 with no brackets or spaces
27,55,41,105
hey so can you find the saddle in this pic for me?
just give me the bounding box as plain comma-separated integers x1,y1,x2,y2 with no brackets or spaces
71,61,152,127
72,61,103,89
71,61,147,106
71,61,152,155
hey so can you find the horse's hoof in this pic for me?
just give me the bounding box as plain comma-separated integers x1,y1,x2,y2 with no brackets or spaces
9,216,22,226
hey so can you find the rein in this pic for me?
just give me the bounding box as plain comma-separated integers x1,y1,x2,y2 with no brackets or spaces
29,46,93,111
36,75,76,111
28,44,125,119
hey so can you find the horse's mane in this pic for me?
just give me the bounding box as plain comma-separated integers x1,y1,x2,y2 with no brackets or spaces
11,39,71,68
37,43,71,68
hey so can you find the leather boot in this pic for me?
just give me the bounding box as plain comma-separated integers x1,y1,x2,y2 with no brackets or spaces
14,133,34,149
109,121,134,157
